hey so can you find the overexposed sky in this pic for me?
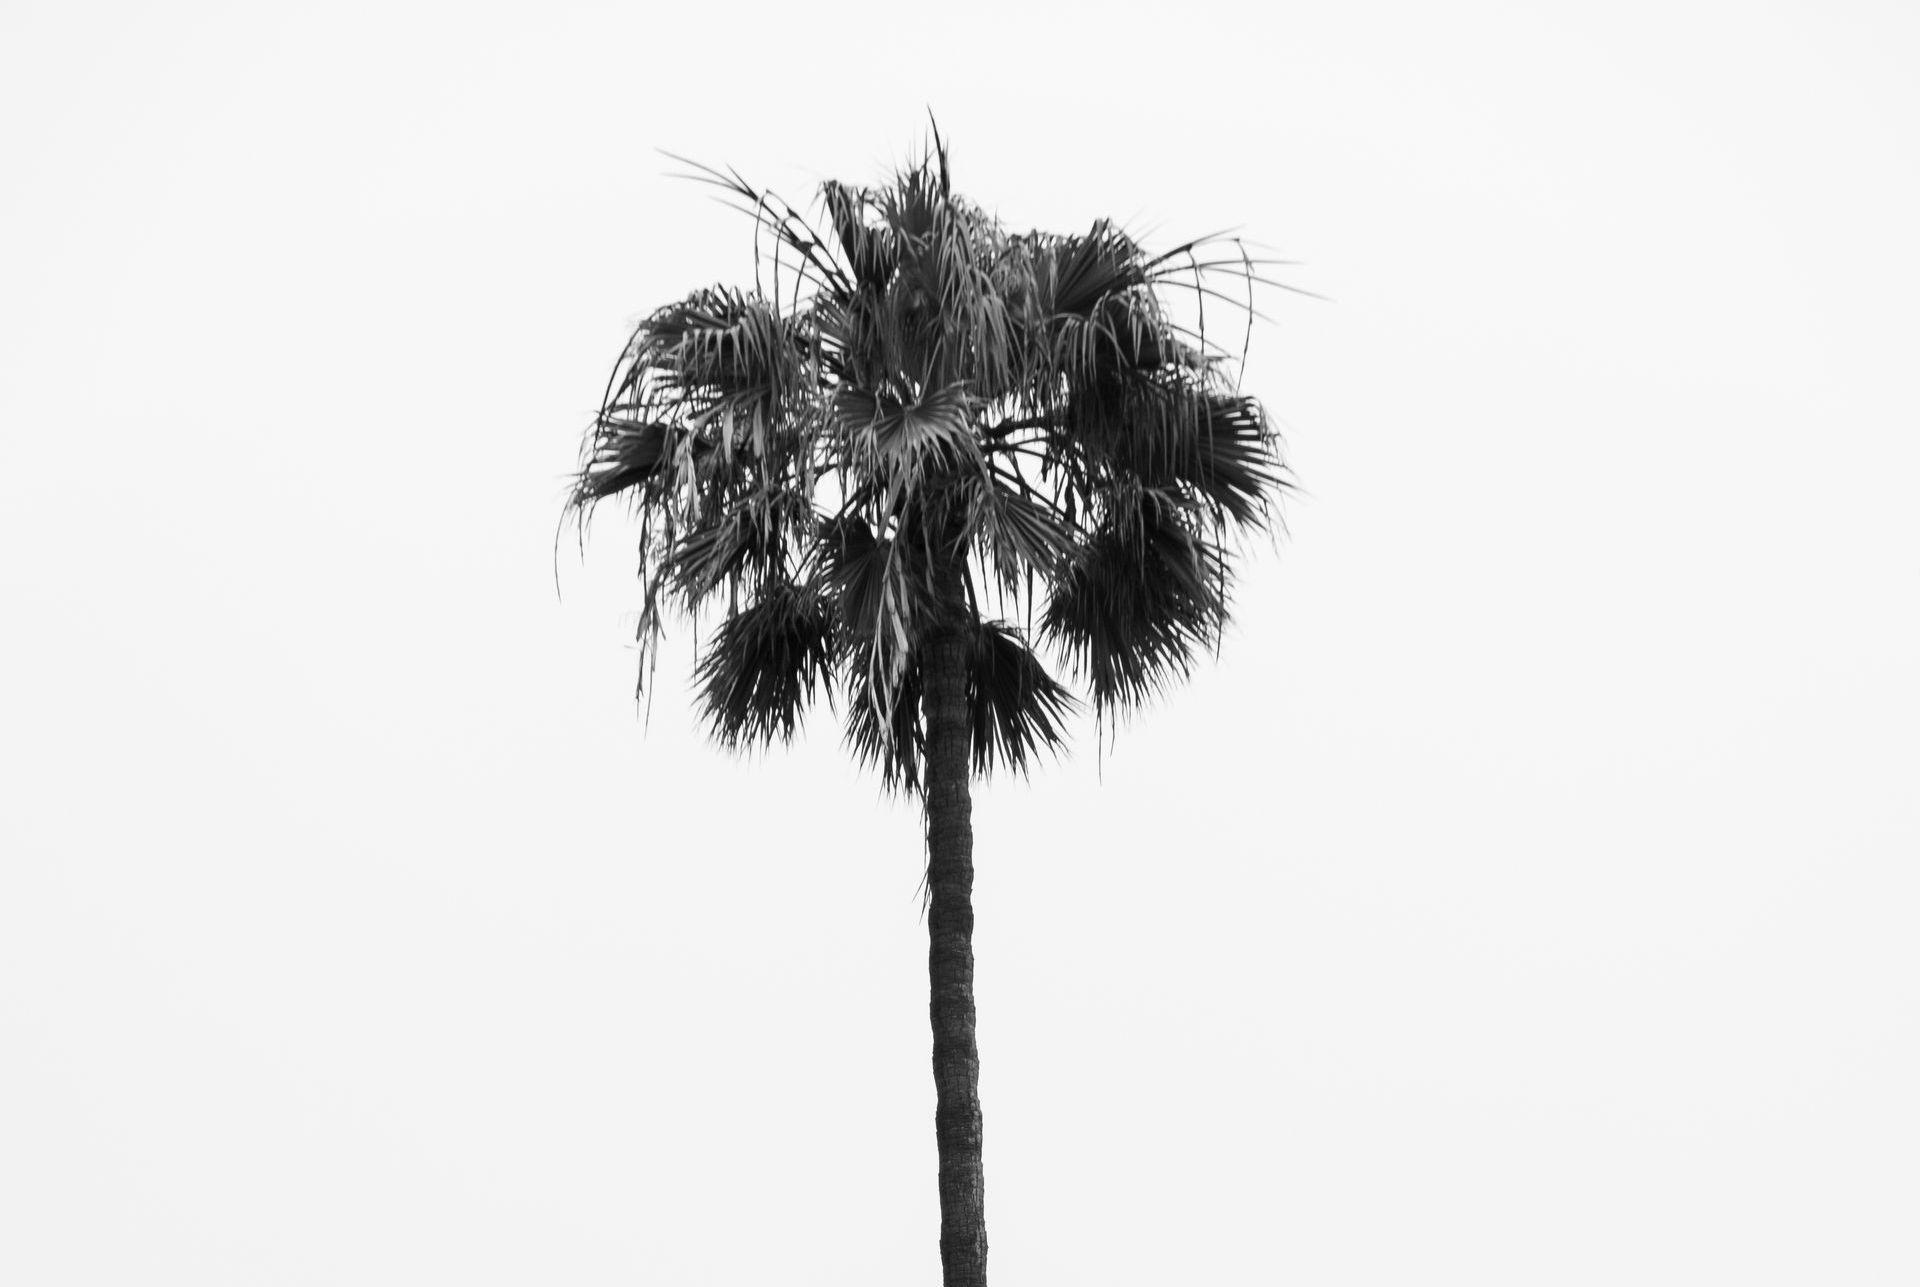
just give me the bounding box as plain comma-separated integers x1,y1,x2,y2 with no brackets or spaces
4,1,1917,1283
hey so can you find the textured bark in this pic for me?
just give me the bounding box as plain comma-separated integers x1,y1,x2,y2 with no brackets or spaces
922,585,987,1287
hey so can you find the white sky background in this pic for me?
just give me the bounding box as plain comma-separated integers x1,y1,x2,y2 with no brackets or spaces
3,0,1917,1282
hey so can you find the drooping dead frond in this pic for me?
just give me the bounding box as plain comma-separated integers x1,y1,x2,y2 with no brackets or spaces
842,638,926,792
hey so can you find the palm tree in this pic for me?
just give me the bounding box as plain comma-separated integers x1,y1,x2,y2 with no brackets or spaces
566,130,1290,1287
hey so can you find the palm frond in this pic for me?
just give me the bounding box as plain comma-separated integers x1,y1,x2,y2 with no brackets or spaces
968,621,1075,777
663,490,809,610
962,468,1080,595
636,288,812,441
820,180,899,292
1046,220,1149,319
1181,394,1287,530
834,381,980,498
571,420,696,508
1066,373,1285,534
692,582,837,748
660,151,851,297
820,516,907,638
842,640,925,793
1041,488,1229,713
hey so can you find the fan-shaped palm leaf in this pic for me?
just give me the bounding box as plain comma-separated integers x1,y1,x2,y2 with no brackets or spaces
692,582,836,747
967,622,1075,777
1041,488,1227,710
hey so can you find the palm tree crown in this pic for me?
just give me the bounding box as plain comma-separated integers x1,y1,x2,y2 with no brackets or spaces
568,136,1289,784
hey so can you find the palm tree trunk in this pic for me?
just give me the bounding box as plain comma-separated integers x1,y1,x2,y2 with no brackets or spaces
922,607,987,1287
